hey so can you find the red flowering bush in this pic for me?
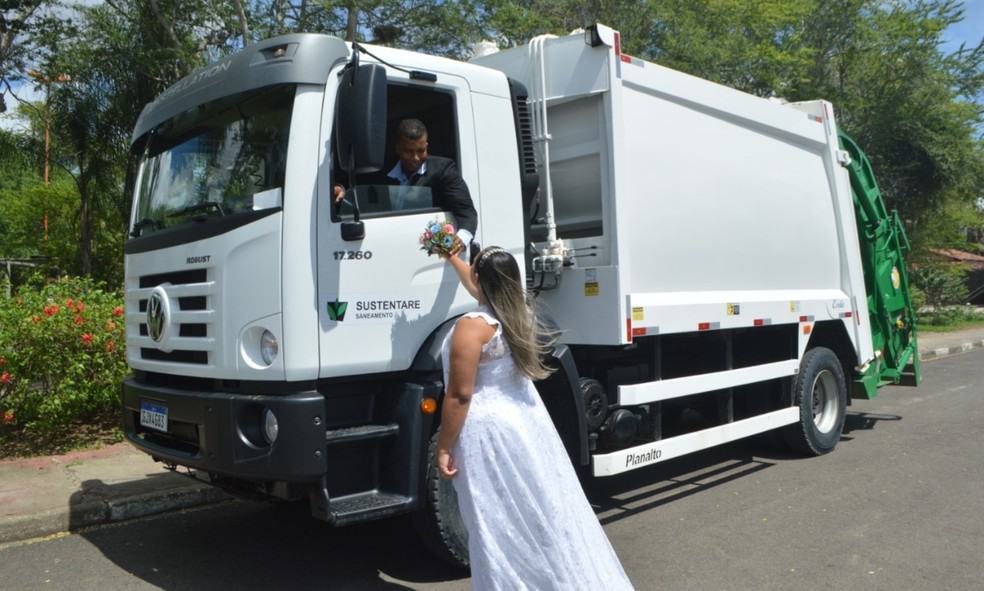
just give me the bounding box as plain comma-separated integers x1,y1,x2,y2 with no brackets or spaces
0,276,127,433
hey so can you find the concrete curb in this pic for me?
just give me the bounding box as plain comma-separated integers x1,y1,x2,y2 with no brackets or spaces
918,339,984,361
0,484,230,545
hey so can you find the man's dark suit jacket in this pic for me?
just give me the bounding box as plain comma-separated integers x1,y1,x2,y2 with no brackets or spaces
389,156,477,236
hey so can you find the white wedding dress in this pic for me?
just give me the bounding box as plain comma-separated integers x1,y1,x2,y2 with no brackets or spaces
442,308,635,591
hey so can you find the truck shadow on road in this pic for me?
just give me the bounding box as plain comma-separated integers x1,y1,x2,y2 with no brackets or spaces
74,497,467,590
586,443,777,526
586,409,902,526
842,411,901,435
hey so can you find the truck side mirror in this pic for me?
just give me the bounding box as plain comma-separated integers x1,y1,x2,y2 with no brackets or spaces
335,64,387,174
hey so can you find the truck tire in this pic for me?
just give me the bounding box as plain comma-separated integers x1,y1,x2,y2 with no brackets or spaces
783,347,847,456
411,431,470,568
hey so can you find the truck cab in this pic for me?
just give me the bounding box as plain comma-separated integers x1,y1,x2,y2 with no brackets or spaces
122,35,531,532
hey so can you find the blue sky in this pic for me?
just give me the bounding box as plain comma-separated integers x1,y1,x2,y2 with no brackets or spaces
941,0,984,54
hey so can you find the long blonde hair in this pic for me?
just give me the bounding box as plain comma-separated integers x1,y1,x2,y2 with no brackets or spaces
474,247,557,381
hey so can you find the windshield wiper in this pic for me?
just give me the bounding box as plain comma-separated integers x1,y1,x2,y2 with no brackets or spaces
168,201,226,219
130,218,163,238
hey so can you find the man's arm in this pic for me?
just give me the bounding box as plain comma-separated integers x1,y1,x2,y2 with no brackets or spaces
432,158,477,238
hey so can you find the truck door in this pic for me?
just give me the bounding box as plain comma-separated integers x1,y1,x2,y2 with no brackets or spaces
317,70,478,377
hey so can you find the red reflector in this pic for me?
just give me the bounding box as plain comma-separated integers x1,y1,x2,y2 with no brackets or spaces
626,318,632,342
614,32,621,57
698,322,711,331
620,54,631,63
799,316,808,322
844,311,853,318
632,327,646,337
754,319,764,326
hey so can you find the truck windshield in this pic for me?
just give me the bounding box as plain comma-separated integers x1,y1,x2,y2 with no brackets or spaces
131,84,295,238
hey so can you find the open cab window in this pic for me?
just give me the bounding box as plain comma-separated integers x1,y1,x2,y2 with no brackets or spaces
333,82,458,220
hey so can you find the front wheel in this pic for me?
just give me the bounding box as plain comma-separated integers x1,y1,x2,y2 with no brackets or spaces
783,347,847,455
411,431,470,568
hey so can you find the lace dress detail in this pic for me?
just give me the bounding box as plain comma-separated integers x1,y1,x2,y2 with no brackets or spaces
442,307,634,591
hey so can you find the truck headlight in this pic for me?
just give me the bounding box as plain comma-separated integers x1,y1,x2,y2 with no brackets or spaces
260,330,278,365
263,408,279,444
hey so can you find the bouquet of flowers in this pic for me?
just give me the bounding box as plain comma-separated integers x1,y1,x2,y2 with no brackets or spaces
419,219,463,257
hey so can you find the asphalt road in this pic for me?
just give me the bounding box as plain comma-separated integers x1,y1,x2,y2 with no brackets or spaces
1,350,982,591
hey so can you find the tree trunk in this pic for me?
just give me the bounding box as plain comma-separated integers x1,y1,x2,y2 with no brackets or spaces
233,0,250,46
79,181,92,276
148,0,183,51
346,4,359,42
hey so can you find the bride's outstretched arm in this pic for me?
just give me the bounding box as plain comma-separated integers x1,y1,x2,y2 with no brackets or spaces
446,252,481,301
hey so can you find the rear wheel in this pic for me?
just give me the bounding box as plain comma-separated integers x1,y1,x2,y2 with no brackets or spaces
783,347,847,455
411,431,469,568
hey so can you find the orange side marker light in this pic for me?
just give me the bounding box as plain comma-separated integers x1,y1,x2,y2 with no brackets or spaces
420,398,438,415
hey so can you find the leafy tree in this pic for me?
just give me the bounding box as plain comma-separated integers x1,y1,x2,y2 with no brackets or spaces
0,128,38,191
644,0,815,96
911,261,970,308
792,0,984,239
0,179,83,285
0,0,50,112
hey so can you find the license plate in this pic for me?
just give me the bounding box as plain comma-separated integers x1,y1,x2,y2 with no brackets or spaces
140,400,168,432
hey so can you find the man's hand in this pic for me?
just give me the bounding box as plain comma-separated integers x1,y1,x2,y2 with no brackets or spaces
333,184,346,203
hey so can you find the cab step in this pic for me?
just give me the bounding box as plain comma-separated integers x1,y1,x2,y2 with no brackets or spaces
324,423,399,445
329,491,413,526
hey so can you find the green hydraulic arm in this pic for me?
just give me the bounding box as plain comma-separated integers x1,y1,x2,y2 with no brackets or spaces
838,131,920,398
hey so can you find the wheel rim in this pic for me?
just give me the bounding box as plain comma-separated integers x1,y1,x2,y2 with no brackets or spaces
811,369,839,433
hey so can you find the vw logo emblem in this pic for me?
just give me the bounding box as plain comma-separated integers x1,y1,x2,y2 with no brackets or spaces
147,291,166,342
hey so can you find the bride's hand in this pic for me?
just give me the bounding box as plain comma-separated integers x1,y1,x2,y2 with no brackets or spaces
437,448,458,479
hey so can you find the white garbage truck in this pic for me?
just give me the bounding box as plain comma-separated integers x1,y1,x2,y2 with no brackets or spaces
122,24,919,564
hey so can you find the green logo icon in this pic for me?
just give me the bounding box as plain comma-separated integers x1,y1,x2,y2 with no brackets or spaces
326,300,348,321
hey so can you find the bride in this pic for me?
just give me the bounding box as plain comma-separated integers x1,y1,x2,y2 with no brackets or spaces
437,246,635,590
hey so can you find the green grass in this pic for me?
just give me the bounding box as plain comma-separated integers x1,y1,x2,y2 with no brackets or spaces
918,317,984,333
917,306,984,333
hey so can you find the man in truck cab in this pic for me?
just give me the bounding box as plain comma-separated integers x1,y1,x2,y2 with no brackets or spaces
334,118,478,249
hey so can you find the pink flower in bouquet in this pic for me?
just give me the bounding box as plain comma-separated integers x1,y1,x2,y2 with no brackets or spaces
424,230,432,239
442,224,454,234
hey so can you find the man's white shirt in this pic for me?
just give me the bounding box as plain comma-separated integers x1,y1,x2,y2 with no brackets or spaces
387,160,473,248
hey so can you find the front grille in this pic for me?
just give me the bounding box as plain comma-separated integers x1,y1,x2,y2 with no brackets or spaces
132,267,214,366
141,348,209,364
140,269,207,289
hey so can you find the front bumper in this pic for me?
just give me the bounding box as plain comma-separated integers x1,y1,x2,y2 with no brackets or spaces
122,377,326,482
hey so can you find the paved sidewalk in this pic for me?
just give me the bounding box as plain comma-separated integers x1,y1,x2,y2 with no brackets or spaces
917,326,984,360
0,443,228,545
2,327,982,546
